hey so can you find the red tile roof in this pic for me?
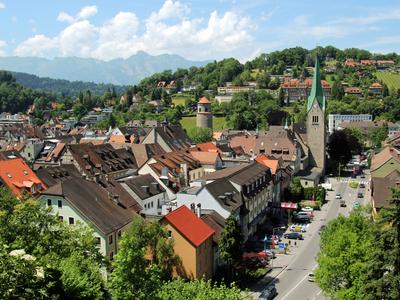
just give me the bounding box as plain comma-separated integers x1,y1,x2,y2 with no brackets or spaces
164,205,214,247
192,142,219,153
198,97,210,104
255,154,278,175
0,158,46,198
370,82,383,89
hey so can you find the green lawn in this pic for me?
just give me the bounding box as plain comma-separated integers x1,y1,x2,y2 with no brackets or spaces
172,93,194,107
180,116,230,131
375,72,400,90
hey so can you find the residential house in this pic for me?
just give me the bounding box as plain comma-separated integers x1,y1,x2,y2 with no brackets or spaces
200,162,273,239
200,210,226,273
141,124,192,152
344,87,362,98
370,146,400,178
138,150,202,199
371,170,400,217
61,143,137,180
189,151,223,174
161,205,214,279
0,158,46,198
369,82,383,95
120,174,168,216
39,177,137,260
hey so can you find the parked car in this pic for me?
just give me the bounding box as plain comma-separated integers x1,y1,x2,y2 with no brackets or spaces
353,201,361,209
284,232,303,240
335,193,342,199
293,214,311,223
259,284,278,300
261,250,276,259
301,207,314,212
308,273,315,282
360,174,366,179
359,183,365,188
357,193,364,198
340,200,346,207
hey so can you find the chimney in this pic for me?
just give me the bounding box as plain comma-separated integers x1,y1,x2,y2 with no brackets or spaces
218,195,227,204
224,192,233,201
151,182,159,191
190,203,196,213
141,185,150,194
196,203,201,218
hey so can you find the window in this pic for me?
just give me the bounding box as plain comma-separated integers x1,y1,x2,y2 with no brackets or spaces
151,202,154,208
58,216,63,221
109,235,113,245
118,231,122,238
312,116,319,123
69,217,74,225
168,230,172,238
58,200,62,208
110,251,114,261
95,237,101,245
47,199,52,207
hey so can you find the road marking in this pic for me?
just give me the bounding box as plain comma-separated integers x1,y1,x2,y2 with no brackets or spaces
311,290,323,300
279,264,318,300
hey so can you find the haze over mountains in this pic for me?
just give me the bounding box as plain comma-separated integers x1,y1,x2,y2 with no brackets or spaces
0,51,210,85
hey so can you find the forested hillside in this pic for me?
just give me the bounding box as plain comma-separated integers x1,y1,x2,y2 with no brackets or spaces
10,71,126,97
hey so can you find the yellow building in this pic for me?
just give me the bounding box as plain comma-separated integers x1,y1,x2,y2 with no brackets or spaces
162,205,214,279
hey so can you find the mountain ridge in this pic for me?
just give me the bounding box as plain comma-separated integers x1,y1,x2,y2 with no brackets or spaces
0,52,210,85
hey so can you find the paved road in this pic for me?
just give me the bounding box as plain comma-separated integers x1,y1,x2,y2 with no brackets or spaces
271,173,370,300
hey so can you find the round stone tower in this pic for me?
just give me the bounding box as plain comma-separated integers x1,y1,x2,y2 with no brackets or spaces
196,97,213,129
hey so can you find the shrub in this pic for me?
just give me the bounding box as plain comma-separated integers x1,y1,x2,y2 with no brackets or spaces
349,181,358,189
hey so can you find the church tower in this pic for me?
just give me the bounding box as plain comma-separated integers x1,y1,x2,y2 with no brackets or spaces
306,58,326,173
196,97,213,129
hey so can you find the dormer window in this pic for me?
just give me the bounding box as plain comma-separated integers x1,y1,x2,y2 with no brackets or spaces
6,173,12,178
23,170,28,176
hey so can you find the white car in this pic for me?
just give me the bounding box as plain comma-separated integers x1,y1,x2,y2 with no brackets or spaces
335,194,342,199
301,207,314,212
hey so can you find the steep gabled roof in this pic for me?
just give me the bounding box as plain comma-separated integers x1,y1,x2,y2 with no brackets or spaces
0,158,46,198
307,58,325,112
43,178,136,235
163,205,214,247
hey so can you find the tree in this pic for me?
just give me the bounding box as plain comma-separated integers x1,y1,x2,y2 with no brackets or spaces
219,215,243,268
156,278,250,300
109,217,178,300
368,126,388,148
327,129,362,171
287,177,303,201
187,127,213,143
0,188,105,299
330,80,344,100
315,210,375,299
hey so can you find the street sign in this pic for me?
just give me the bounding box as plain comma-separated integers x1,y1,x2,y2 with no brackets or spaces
278,242,286,249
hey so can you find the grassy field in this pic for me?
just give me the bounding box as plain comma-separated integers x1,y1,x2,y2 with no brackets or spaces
375,72,400,90
180,116,230,131
172,93,194,107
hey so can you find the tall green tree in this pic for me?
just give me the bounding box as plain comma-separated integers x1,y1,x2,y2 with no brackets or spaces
109,217,178,300
219,215,243,267
331,80,344,100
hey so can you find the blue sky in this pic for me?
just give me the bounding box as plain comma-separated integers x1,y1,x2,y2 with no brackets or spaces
0,0,399,61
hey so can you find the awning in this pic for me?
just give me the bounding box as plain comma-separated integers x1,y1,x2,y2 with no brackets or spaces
281,202,298,209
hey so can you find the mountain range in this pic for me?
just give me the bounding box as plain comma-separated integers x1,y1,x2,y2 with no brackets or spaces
0,51,210,85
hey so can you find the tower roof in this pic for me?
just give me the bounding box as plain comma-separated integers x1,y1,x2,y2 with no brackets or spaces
198,97,210,104
307,58,325,112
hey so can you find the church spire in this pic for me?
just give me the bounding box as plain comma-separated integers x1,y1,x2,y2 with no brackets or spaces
307,58,325,112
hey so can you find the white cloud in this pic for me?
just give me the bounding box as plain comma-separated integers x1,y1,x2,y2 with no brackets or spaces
0,40,7,56
14,35,57,57
77,5,98,20
57,12,75,23
14,1,254,60
57,5,98,24
0,2,5,9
